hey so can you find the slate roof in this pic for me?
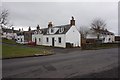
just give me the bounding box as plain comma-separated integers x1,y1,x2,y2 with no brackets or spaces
54,24,71,34
2,28,19,33
100,30,114,35
17,30,35,36
32,24,71,35
89,28,114,35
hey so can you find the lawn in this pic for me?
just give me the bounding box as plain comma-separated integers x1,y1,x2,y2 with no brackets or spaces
2,39,53,59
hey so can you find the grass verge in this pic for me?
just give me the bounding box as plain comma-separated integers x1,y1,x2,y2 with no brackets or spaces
2,38,54,59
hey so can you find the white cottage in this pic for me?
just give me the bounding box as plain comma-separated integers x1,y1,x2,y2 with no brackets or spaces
86,29,115,43
1,27,18,40
32,17,81,48
16,32,25,44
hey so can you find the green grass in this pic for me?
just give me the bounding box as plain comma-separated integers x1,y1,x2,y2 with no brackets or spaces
2,38,53,59
2,38,17,44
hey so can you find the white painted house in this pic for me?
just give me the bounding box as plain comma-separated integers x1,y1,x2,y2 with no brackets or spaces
32,17,81,48
1,27,18,40
16,32,25,44
16,28,33,44
86,29,115,43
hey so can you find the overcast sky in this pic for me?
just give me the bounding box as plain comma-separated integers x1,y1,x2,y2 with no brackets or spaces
2,2,118,35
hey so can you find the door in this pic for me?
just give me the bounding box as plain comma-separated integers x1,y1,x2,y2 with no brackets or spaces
52,37,54,47
35,37,37,45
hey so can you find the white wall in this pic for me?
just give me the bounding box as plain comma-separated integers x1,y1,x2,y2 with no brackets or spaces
32,34,43,45
103,35,115,43
42,34,66,48
87,33,115,43
2,32,17,40
16,35,24,44
66,26,81,47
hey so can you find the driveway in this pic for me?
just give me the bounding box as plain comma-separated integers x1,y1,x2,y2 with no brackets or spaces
2,48,118,78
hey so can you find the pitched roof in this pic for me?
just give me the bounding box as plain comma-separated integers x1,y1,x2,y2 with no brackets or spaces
2,28,19,33
32,24,71,35
17,30,35,36
89,28,114,35
55,24,71,34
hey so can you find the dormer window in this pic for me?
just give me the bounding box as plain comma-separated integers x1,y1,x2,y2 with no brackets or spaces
38,30,42,34
47,30,49,34
34,31,37,34
51,28,54,33
59,27,64,33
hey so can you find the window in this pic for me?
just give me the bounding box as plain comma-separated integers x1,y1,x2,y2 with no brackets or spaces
59,28,62,32
51,28,54,33
18,38,19,40
103,38,105,41
59,28,64,33
46,37,49,42
109,38,111,41
58,37,61,43
39,38,41,42
47,30,49,34
21,38,22,42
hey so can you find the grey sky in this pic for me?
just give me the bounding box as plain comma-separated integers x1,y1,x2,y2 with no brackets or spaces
2,2,118,35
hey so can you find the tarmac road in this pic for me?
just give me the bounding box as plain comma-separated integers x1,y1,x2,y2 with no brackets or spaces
2,48,119,78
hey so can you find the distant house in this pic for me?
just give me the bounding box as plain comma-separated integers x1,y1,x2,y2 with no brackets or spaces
1,27,19,40
16,27,33,44
32,17,81,48
86,29,115,44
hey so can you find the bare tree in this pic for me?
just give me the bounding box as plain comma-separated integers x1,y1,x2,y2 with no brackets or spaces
0,9,9,26
78,26,89,47
90,18,106,40
0,9,13,28
79,26,89,39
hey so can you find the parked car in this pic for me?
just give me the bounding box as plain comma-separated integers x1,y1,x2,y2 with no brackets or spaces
27,41,36,46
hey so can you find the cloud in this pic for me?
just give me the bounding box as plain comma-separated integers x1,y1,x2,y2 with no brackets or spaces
2,2,118,35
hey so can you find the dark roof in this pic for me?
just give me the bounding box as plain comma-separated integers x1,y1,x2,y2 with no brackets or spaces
17,30,35,36
54,24,71,34
100,30,114,35
2,28,19,33
17,32,24,35
32,24,71,35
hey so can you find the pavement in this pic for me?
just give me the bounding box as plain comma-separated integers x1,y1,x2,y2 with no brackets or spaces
2,48,119,78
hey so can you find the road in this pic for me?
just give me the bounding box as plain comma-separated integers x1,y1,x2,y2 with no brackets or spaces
2,48,118,78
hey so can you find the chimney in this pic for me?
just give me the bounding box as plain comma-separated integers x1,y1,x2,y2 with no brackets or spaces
48,22,53,28
28,26,31,31
37,25,40,30
12,27,14,33
19,28,21,32
12,27,14,30
70,16,75,26
22,28,24,31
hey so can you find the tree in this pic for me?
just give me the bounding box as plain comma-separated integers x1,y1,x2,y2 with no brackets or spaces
90,18,106,40
79,26,89,39
0,9,13,28
79,26,89,48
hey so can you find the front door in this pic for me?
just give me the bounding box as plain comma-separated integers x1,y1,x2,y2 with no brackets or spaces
35,38,37,45
52,37,54,47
